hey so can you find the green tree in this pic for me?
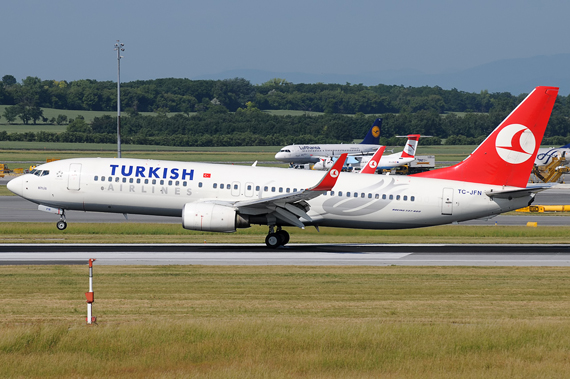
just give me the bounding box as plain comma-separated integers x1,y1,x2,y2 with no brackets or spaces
3,106,19,124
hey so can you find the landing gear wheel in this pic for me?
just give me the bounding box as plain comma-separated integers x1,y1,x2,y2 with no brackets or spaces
265,233,282,248
276,230,290,245
56,220,67,230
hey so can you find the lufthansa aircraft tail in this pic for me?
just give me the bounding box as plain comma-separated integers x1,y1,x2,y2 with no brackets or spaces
360,118,382,145
413,86,558,188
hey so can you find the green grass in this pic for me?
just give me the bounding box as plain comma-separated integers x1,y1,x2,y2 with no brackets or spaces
1,223,569,244
1,265,570,378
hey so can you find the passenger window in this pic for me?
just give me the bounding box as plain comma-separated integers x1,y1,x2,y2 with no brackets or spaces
255,185,260,191
368,193,372,198
396,195,400,200
122,178,127,183
279,187,283,193
338,191,342,196
94,176,98,181
286,188,290,193
175,181,179,186
361,193,365,198
183,182,187,187
213,183,217,189
346,192,351,197
160,180,164,185
271,187,276,192
411,196,415,201
152,179,157,185
404,195,408,201
220,184,224,189
115,177,120,182
136,179,141,184
199,182,203,188
101,176,105,181
389,195,393,200
168,180,173,186
382,194,386,200
145,179,149,184
354,193,358,198
226,184,230,189
330,191,334,196
129,178,134,183
108,177,113,182
264,186,268,192
247,185,252,190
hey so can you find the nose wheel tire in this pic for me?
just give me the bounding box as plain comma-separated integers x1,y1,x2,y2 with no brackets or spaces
56,220,67,230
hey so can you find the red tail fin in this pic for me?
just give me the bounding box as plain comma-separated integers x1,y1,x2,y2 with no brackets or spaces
412,86,558,187
360,146,386,174
400,135,420,158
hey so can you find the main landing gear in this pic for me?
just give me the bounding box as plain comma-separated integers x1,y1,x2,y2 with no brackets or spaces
265,226,290,248
56,210,67,230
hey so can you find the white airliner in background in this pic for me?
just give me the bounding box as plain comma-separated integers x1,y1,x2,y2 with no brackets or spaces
312,134,420,171
7,87,558,248
274,118,382,164
535,143,570,166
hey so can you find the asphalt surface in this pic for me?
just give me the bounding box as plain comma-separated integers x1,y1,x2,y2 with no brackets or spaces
2,244,570,266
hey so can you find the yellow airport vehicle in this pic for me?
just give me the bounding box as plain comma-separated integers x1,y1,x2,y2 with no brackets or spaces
516,205,570,213
531,156,569,183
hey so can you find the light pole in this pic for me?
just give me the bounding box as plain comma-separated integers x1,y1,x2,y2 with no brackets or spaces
114,40,124,158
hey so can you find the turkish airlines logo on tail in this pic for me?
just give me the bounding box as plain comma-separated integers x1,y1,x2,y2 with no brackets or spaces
495,124,536,164
330,169,339,178
368,160,378,169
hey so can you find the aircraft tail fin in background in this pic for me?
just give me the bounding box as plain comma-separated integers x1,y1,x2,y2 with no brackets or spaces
360,146,386,174
399,135,420,159
412,86,558,188
360,118,382,145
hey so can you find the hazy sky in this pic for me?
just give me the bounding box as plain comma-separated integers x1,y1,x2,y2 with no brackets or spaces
2,0,569,83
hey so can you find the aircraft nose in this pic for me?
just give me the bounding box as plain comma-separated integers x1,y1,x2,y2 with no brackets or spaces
6,176,23,196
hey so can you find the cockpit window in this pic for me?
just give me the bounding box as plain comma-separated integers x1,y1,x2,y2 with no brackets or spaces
279,149,291,153
30,169,37,175
41,170,49,176
34,170,43,176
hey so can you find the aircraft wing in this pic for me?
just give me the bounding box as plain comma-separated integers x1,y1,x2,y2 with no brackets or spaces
209,154,348,228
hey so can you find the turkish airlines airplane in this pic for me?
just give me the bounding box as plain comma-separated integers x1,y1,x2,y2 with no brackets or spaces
312,134,419,171
274,118,382,164
6,86,558,248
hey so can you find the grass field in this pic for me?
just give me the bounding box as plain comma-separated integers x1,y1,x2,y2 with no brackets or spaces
1,223,569,244
1,265,570,378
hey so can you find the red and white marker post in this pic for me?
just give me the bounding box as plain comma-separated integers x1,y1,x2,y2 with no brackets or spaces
85,258,96,324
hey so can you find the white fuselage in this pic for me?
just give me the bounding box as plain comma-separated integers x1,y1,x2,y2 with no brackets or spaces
275,144,379,164
314,153,416,171
10,158,531,230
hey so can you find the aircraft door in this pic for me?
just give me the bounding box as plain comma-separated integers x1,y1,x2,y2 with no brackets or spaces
245,182,254,197
231,181,241,197
68,163,82,191
441,187,453,215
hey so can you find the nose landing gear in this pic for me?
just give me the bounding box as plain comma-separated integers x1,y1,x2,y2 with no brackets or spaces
265,226,290,248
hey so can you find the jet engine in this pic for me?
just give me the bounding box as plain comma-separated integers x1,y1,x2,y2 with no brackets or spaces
182,202,250,232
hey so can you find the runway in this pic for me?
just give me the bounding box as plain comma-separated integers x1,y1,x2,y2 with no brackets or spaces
2,243,570,266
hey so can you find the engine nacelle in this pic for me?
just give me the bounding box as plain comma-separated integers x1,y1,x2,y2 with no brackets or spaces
182,202,249,233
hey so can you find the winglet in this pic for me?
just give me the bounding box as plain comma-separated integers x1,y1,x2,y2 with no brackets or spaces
360,146,386,174
309,153,347,191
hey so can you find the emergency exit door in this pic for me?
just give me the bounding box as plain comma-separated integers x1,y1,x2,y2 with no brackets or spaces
441,187,453,215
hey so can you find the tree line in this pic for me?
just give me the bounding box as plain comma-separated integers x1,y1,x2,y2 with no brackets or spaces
1,75,569,146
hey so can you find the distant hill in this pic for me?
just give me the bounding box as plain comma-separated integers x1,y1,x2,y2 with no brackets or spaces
194,54,570,95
